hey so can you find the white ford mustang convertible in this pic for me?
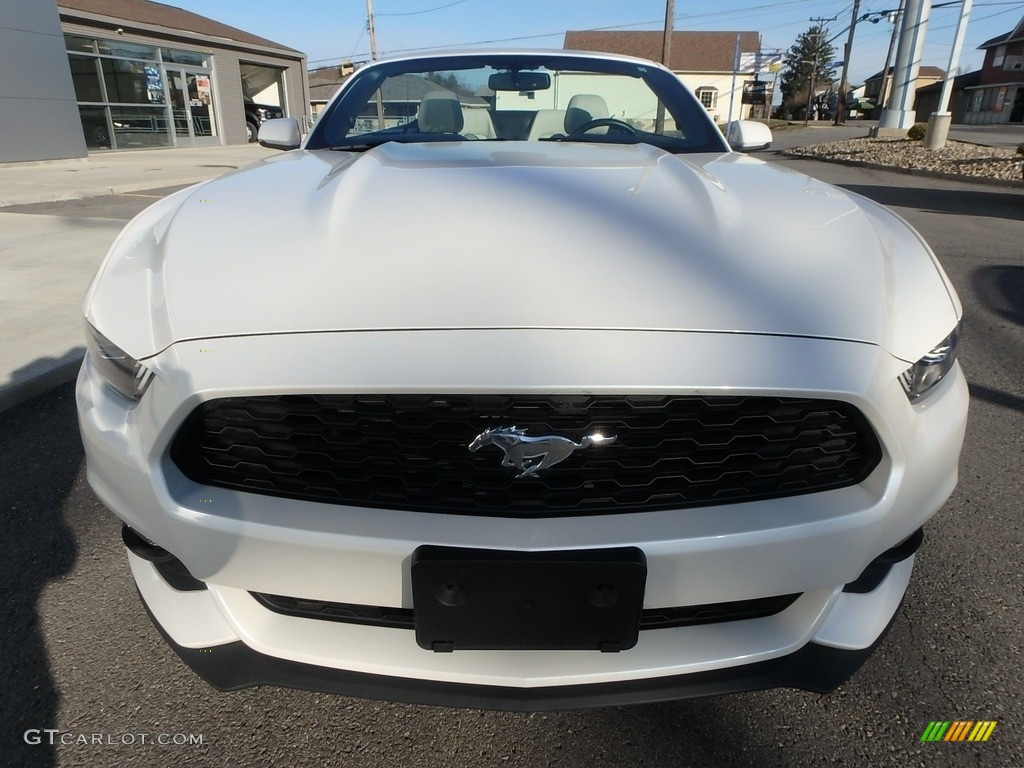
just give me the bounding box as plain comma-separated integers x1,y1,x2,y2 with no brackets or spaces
77,50,968,710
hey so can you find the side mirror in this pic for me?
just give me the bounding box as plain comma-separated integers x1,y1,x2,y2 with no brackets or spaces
258,118,301,150
726,120,772,152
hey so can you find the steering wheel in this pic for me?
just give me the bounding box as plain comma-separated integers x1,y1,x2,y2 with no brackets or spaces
568,117,639,137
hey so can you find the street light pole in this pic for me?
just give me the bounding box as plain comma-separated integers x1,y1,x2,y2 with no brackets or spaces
878,0,906,113
878,0,933,131
923,0,973,149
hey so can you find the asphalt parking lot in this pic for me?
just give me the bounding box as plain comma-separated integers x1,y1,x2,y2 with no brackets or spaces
1,154,1022,768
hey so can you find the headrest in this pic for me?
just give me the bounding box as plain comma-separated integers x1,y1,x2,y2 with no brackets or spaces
564,94,609,133
417,91,464,134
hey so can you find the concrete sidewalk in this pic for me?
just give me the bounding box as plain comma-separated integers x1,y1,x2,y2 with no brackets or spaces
0,144,274,412
0,143,274,207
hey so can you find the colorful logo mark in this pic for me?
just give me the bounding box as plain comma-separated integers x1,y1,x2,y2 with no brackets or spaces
921,721,997,742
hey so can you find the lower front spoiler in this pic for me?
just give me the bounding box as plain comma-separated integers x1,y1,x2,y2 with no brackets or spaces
146,603,894,712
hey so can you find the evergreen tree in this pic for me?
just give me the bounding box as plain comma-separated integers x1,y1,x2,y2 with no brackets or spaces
779,26,837,118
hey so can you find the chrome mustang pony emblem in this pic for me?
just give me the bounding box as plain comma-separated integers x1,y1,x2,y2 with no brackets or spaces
468,426,617,479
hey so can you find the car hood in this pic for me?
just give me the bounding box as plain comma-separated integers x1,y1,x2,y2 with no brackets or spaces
86,141,959,362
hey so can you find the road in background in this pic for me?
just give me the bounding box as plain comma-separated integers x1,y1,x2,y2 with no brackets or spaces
2,155,1022,768
760,121,1024,153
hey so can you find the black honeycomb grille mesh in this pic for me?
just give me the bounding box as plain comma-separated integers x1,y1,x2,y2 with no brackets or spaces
169,394,882,517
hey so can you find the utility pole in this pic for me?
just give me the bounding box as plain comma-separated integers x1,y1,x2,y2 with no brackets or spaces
726,32,742,125
834,0,861,125
366,0,379,61
655,0,675,133
661,0,675,66
924,0,973,149
366,0,384,129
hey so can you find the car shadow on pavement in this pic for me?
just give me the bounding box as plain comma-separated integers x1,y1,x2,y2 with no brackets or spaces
968,382,1024,416
838,184,1024,222
0,348,84,414
973,265,1024,328
0,381,80,768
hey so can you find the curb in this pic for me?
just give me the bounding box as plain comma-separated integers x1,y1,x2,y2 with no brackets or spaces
0,175,209,207
0,352,84,415
780,151,1024,189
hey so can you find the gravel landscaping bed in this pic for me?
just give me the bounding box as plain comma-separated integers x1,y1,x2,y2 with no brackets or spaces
782,136,1024,186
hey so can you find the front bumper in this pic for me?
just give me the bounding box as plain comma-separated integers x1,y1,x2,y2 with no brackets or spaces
144,592,904,711
126,533,915,709
78,329,968,705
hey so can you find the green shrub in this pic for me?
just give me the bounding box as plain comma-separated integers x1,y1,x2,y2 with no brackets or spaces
1016,142,1024,156
907,123,927,141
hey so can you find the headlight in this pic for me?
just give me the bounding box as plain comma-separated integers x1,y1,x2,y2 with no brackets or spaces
899,324,960,401
257,108,268,120
85,322,154,402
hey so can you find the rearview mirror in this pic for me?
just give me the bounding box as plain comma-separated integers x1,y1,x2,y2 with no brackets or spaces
488,71,551,92
258,118,301,150
726,120,772,152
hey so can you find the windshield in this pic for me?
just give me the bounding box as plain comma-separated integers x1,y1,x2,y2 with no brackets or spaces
306,54,727,154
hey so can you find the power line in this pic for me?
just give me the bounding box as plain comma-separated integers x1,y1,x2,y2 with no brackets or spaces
377,0,472,17
930,3,1024,32
348,27,365,59
308,0,1023,68
308,0,825,65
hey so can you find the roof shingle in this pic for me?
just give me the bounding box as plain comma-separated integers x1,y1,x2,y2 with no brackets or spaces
58,0,300,53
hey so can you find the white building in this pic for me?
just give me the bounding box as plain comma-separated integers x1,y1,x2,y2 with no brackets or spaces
563,30,769,124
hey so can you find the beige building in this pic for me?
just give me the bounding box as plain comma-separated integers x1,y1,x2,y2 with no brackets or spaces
862,66,945,118
563,30,769,123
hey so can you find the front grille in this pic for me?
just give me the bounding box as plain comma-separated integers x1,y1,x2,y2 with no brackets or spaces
251,592,802,631
170,394,881,516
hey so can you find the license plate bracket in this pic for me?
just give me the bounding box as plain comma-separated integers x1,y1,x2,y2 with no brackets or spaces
411,545,646,652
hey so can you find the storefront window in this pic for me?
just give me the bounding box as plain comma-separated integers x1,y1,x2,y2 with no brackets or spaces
95,40,157,60
65,35,96,53
161,48,211,67
68,55,103,102
100,59,165,104
66,36,218,150
108,106,171,148
78,106,110,148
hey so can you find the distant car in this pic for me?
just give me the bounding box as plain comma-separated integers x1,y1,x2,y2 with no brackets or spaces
243,99,283,142
78,49,967,711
